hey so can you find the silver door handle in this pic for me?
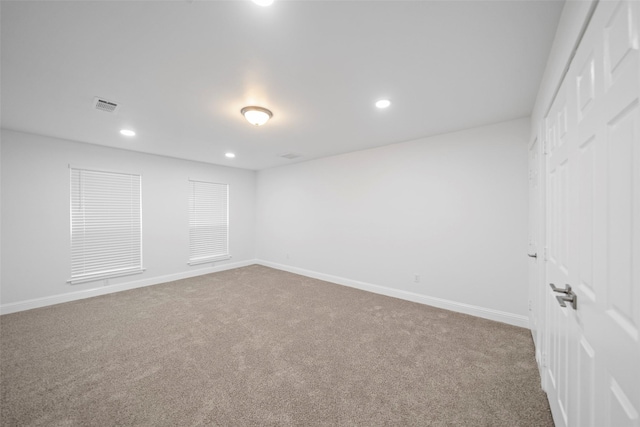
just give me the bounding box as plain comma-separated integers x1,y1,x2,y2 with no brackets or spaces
556,293,577,310
550,284,577,309
550,283,571,294
528,253,537,258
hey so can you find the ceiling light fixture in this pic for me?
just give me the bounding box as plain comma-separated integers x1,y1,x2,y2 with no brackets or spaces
252,0,274,6
375,100,391,109
225,152,236,158
241,106,273,126
120,129,136,136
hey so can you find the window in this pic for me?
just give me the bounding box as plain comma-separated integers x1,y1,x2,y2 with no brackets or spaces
69,167,144,284
188,180,229,265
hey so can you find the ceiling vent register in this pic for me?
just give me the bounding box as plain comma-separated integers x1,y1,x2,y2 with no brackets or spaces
280,153,301,160
93,97,120,113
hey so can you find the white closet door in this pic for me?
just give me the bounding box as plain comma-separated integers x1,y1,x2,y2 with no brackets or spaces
541,1,640,426
591,0,640,424
545,71,579,427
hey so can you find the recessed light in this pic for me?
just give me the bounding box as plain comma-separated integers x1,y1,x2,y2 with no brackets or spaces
375,100,391,109
252,0,274,6
225,152,236,158
120,129,135,136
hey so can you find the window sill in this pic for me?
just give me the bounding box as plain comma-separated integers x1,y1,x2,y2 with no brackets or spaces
67,268,145,285
188,255,232,266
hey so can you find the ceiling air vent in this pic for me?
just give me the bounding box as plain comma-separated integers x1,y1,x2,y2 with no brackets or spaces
93,97,120,113
280,152,301,160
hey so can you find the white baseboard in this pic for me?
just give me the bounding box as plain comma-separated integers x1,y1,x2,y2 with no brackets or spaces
2,259,530,329
257,260,530,329
0,259,258,315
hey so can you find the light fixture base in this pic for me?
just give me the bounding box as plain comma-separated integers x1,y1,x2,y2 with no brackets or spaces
241,106,273,126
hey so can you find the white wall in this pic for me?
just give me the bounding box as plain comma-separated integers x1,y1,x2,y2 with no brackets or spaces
0,129,256,311
1,119,530,324
256,118,530,325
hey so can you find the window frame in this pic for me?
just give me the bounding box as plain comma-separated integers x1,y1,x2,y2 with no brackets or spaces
187,179,230,266
68,166,145,284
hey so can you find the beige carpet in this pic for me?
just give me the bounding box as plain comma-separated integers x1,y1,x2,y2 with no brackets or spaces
1,265,553,426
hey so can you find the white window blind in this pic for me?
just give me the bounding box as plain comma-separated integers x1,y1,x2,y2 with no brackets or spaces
69,167,144,284
188,180,229,265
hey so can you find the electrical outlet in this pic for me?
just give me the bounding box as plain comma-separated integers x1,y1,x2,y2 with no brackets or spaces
414,274,420,283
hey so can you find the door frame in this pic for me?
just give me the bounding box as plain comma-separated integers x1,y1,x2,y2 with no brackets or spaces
528,129,545,375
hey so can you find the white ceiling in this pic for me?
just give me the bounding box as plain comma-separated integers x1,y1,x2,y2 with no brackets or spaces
1,0,564,170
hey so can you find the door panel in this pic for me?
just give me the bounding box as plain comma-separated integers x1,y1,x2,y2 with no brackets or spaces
577,135,596,302
607,104,638,336
577,336,596,427
577,52,596,122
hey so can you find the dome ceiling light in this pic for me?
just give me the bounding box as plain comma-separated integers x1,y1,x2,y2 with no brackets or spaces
252,0,274,6
241,106,273,126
